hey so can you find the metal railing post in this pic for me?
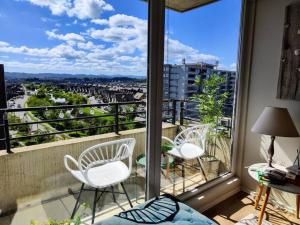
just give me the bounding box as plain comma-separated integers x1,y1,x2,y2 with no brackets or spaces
4,112,11,153
114,104,119,134
0,64,8,152
180,100,184,125
172,100,176,124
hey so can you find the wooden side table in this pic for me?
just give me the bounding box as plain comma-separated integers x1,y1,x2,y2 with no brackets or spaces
248,163,300,225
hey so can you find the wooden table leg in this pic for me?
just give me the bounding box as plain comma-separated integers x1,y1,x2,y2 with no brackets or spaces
257,186,271,225
296,195,300,219
255,184,264,209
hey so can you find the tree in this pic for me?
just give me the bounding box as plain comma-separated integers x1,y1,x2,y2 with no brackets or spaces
8,114,30,134
191,74,228,129
122,105,137,130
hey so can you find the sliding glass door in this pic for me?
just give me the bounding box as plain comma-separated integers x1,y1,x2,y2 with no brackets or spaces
160,0,242,196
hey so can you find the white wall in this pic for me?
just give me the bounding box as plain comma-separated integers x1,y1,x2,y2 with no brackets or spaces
241,0,300,210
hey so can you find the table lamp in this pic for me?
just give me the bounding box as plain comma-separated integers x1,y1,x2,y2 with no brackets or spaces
251,107,299,167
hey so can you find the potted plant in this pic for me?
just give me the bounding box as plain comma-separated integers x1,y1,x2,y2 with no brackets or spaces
191,74,229,180
161,143,174,169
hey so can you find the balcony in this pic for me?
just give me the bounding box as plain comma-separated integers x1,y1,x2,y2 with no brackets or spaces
0,100,232,224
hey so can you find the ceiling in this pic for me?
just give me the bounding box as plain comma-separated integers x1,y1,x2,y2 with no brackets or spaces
166,0,218,12
145,0,218,12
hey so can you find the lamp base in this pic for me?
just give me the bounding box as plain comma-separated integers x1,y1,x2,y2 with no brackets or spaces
267,136,275,167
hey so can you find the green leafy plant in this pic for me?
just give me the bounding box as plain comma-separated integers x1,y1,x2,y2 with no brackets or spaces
30,216,81,225
191,74,228,129
191,74,229,158
161,143,173,154
8,114,30,134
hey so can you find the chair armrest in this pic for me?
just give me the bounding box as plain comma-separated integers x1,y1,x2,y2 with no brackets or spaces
64,155,79,172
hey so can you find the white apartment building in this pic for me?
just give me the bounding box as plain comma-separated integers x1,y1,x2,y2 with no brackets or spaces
163,60,236,118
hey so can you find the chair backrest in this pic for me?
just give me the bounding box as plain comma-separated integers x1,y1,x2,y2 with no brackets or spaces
174,124,209,151
78,138,136,175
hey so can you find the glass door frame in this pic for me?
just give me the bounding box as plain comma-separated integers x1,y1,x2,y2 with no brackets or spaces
145,0,166,200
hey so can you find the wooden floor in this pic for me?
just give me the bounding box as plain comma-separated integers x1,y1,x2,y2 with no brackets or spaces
203,192,300,225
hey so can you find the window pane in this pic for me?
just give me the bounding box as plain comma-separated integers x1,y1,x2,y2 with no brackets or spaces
0,0,148,222
161,0,242,196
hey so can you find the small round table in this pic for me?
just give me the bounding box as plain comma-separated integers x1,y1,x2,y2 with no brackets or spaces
248,163,300,225
136,154,174,174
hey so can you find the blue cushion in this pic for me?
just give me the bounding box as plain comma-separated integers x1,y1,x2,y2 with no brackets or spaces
95,196,217,225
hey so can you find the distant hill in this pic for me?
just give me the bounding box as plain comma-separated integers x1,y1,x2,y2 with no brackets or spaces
5,72,146,81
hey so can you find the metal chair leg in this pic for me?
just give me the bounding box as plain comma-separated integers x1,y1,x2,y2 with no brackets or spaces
182,163,185,193
91,188,98,224
197,157,207,182
173,162,177,196
71,183,84,219
96,188,106,202
121,182,133,208
111,186,117,203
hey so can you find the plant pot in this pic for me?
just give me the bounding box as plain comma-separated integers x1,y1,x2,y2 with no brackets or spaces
201,155,220,180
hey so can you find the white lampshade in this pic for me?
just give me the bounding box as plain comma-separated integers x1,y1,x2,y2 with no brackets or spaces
251,107,299,137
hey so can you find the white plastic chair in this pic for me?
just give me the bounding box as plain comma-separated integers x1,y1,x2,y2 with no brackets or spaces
162,124,209,192
64,138,136,224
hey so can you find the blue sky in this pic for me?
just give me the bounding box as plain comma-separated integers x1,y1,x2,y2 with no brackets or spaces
0,0,241,76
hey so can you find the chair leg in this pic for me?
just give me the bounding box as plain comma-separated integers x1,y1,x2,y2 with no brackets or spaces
71,183,84,219
91,188,98,224
173,162,177,196
121,182,133,208
96,188,106,202
197,157,207,182
111,186,117,203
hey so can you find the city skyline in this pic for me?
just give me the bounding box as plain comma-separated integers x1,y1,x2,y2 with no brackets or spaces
0,0,241,76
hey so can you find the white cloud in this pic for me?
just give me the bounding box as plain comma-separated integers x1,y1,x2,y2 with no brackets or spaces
68,0,113,20
218,62,237,71
1,11,221,75
28,0,71,16
0,42,85,60
91,18,109,25
89,27,139,42
50,44,85,59
46,30,85,42
166,38,219,64
26,0,114,20
229,63,237,71
88,14,218,64
0,41,10,47
77,41,103,50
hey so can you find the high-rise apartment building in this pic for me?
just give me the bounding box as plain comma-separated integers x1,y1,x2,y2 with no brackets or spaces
163,60,236,118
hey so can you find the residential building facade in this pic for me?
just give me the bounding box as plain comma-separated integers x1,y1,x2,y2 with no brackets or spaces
163,60,236,118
